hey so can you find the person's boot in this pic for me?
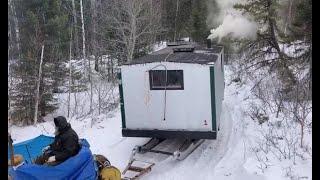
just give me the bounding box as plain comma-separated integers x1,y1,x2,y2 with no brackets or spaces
33,153,50,165
33,155,47,165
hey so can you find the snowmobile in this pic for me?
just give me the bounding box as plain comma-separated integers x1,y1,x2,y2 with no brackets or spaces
8,134,121,180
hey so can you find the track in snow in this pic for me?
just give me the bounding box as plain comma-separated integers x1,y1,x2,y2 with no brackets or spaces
126,101,234,180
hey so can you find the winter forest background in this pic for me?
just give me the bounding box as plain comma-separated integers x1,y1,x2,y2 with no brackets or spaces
8,0,311,179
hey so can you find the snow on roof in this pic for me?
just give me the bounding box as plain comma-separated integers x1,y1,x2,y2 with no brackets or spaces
123,43,223,65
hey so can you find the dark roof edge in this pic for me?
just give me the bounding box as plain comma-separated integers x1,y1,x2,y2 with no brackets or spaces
120,61,215,66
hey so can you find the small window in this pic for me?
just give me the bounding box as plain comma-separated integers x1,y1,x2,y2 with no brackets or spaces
149,70,184,90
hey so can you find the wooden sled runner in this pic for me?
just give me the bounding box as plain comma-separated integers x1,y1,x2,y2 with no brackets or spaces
122,159,155,180
121,138,204,179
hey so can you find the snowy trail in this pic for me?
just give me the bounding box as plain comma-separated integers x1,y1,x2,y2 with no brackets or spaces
138,68,265,179
209,84,266,180
8,70,243,180
10,66,310,179
9,91,242,180
139,100,233,180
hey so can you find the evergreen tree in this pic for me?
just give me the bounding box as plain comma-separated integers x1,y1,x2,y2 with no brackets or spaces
234,0,311,100
161,0,209,42
290,0,312,42
190,0,209,43
10,0,70,125
234,0,297,91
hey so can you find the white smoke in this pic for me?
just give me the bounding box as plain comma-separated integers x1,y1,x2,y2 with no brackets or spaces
207,0,258,41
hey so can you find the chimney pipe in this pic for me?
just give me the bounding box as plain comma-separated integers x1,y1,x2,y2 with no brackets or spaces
207,39,211,48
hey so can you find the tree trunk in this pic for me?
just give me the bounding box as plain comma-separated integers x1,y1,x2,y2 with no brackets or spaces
111,58,114,81
9,0,21,59
267,0,295,89
310,45,312,98
34,45,44,125
68,27,73,118
72,0,80,58
173,0,179,42
87,0,94,116
8,19,12,125
91,0,99,72
98,82,101,115
39,79,46,118
284,0,293,35
300,121,304,148
89,66,93,115
80,0,87,77
73,77,78,117
127,11,137,62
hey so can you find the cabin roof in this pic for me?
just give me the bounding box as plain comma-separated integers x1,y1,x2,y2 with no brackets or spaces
123,43,223,65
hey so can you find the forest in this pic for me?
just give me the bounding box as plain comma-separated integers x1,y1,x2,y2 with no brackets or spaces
8,0,311,147
8,0,212,125
8,0,312,179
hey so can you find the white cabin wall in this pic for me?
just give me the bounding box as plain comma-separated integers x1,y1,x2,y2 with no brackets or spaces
121,62,213,131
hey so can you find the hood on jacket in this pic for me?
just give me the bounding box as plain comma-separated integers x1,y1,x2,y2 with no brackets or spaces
54,116,70,132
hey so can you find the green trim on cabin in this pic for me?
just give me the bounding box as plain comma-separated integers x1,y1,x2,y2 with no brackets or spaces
210,66,216,131
118,71,126,128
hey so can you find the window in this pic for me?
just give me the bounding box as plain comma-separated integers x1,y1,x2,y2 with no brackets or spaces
149,70,184,90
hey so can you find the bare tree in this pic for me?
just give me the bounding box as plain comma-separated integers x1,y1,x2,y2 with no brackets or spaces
8,24,12,125
286,80,312,148
80,0,93,117
68,27,73,118
80,0,87,74
8,0,21,59
34,45,45,125
105,0,163,63
71,0,80,58
284,0,294,35
90,0,99,72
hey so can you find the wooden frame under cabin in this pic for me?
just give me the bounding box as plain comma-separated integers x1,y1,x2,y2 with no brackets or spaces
118,43,224,139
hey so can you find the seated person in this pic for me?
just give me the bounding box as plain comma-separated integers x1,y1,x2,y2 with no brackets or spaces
34,116,80,166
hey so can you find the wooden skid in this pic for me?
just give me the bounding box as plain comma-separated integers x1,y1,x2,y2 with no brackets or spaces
173,139,205,160
122,138,205,179
137,138,165,153
122,159,155,180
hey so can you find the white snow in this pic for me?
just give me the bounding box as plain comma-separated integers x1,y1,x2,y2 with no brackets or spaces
152,41,167,52
9,65,311,180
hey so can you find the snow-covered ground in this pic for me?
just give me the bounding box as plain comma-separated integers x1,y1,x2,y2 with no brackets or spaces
151,41,167,53
8,64,311,180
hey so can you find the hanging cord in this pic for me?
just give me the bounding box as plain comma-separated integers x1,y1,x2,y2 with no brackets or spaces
163,52,172,121
146,52,173,121
147,64,167,121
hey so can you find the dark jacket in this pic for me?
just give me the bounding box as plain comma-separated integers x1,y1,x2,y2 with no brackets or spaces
49,116,80,162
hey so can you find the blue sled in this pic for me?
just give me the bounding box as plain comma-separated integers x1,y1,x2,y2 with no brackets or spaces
8,135,98,180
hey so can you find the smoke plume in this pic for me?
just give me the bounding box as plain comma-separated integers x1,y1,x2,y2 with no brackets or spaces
207,0,258,41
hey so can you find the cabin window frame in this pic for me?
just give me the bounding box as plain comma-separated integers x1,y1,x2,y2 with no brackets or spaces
149,70,184,90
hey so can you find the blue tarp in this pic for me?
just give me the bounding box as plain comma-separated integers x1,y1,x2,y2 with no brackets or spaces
8,135,98,180
8,135,54,163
